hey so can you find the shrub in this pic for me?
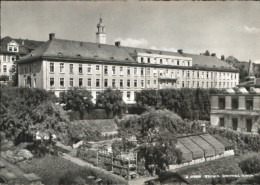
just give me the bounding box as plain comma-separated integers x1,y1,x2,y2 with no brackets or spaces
239,153,260,174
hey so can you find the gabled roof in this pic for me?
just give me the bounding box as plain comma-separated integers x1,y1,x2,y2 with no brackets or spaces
0,36,44,55
17,36,237,71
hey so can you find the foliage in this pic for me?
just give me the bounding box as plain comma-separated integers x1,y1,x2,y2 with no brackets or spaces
96,88,125,116
135,88,226,120
0,86,68,146
207,126,260,154
116,109,185,175
67,120,102,144
9,63,18,86
111,138,137,157
238,153,260,174
0,75,9,82
59,87,93,119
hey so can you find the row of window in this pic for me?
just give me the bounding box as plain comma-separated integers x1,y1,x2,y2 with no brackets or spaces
48,62,237,79
219,117,253,132
50,78,157,88
139,57,192,67
7,46,18,52
1,55,15,62
175,81,236,88
218,97,254,110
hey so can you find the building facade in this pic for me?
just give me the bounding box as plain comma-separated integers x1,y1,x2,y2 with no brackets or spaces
0,37,44,79
210,83,260,133
17,18,239,104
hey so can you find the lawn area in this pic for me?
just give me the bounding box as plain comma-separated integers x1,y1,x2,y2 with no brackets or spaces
19,155,79,185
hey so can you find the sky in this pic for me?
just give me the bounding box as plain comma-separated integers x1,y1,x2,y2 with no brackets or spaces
1,1,260,62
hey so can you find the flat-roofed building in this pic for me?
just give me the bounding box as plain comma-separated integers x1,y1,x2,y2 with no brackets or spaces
210,78,260,133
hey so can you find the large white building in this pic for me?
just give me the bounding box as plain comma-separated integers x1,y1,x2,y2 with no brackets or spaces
17,17,239,104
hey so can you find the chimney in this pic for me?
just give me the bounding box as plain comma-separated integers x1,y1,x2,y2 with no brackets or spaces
201,123,206,133
177,49,183,55
115,41,121,47
211,53,216,57
49,33,55,40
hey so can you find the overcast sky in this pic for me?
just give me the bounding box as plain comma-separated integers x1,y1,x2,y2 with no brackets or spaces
1,1,260,62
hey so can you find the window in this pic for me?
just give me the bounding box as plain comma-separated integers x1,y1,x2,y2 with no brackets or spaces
141,80,144,88
8,47,12,51
246,119,252,132
147,68,150,76
177,60,179,65
246,98,253,110
134,68,137,75
232,118,238,131
12,57,15,62
182,70,185,77
148,58,150,63
120,67,124,75
182,81,185,87
32,64,36,73
60,78,64,87
60,63,64,73
104,66,108,75
219,98,225,109
120,79,123,88
154,80,157,85
3,65,7,73
79,64,83,73
127,79,130,87
197,71,200,78
112,66,116,75
87,64,91,73
104,79,108,87
141,68,144,76
96,79,100,87
206,82,208,88
219,118,225,127
50,78,54,86
160,59,162,64
127,91,131,100
69,64,73,73
187,61,190,66
112,79,116,87
187,81,190,87
147,80,150,86
14,47,17,52
70,78,74,87
201,72,204,78
96,65,100,72
206,72,209,79
79,78,83,87
127,67,130,75
3,55,6,61
192,81,195,88
177,70,179,77
88,78,91,86
187,71,190,78
197,81,199,88
50,63,54,72
141,57,144,63
134,80,137,87
219,82,221,88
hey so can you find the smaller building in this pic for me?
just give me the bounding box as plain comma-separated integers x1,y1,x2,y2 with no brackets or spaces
169,133,233,170
210,78,260,133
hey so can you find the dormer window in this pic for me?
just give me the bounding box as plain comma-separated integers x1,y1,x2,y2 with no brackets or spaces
7,41,19,52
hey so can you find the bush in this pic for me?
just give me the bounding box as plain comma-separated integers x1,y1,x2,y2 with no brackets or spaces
239,153,260,174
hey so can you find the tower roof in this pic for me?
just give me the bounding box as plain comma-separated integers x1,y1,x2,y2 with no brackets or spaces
97,14,105,27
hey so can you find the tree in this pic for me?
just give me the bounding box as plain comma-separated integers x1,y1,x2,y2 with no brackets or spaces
221,55,225,61
116,109,184,175
239,153,260,174
59,87,93,119
9,64,18,86
96,88,125,117
0,75,9,82
135,89,162,109
203,50,210,56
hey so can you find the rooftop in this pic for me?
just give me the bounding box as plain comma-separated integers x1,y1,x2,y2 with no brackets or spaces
18,34,237,71
0,36,45,55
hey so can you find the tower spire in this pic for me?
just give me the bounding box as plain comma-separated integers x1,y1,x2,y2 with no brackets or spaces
96,14,106,44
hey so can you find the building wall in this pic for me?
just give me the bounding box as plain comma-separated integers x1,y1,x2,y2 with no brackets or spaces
18,58,239,104
210,94,260,133
0,54,16,77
